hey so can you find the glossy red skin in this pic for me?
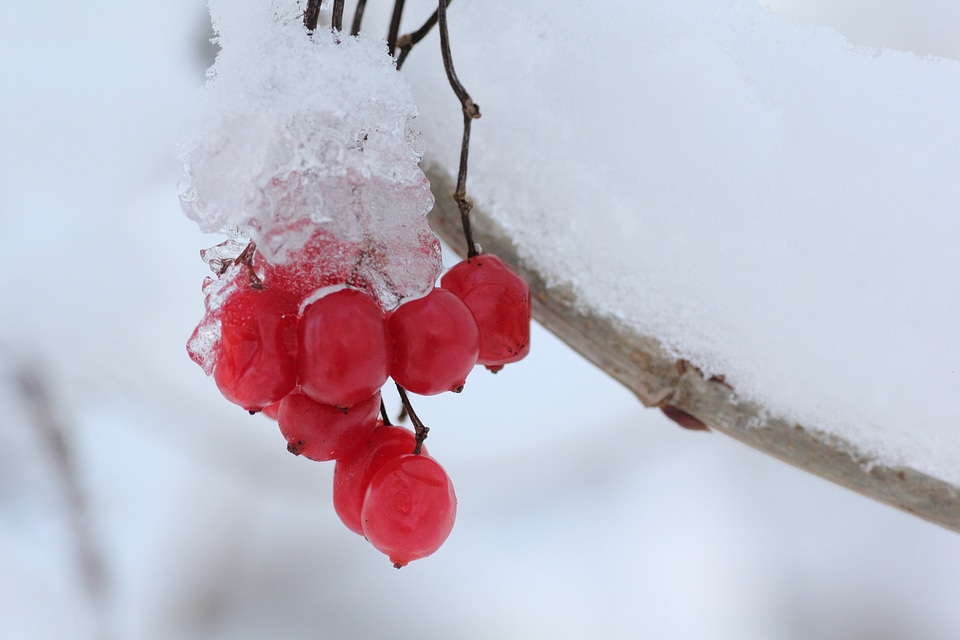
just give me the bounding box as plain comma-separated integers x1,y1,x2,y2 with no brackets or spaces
441,254,531,370
214,287,298,412
361,453,457,567
388,288,480,395
278,392,380,462
297,288,393,408
260,401,282,420
332,425,423,536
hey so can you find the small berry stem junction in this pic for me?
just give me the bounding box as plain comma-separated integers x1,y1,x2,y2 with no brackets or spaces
394,1,453,71
396,384,429,454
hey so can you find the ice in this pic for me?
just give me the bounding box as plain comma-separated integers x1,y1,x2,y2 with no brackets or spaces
186,261,250,374
198,238,247,274
179,0,441,311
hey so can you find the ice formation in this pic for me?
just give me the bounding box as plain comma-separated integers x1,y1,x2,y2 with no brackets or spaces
179,0,441,313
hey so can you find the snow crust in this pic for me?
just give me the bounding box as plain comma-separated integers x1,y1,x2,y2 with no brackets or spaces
399,0,960,483
179,0,440,309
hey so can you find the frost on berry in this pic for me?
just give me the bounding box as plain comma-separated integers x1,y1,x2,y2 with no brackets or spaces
213,286,298,411
260,228,362,303
361,453,457,568
199,238,248,275
186,258,253,374
178,16,442,311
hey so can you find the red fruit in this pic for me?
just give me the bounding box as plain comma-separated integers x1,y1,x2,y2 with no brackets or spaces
361,453,457,567
332,425,423,536
213,286,298,411
261,400,282,420
277,392,380,462
441,254,531,371
298,288,393,408
260,229,362,303
388,288,480,395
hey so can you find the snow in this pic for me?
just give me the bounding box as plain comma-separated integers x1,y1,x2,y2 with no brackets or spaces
397,0,960,483
2,0,960,638
180,0,440,310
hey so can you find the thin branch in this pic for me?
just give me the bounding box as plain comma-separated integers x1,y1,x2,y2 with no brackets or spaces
380,397,392,426
387,0,407,56
350,0,367,36
394,1,451,70
332,0,346,32
396,384,429,454
304,0,322,31
437,0,481,258
423,161,960,535
437,0,472,106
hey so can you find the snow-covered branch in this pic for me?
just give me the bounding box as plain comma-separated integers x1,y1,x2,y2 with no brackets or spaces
426,163,960,534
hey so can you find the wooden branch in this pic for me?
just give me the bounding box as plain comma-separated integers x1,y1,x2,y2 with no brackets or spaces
424,161,960,534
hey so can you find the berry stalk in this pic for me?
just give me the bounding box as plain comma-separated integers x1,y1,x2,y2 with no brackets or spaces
396,384,429,454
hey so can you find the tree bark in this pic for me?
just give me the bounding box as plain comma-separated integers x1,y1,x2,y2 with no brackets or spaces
424,161,960,534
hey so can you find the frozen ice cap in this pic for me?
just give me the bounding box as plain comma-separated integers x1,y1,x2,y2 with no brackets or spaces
179,0,440,308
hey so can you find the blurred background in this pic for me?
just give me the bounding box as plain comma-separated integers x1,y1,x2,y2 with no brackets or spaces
2,1,959,638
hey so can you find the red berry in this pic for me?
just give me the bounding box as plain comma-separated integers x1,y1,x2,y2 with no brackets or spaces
298,288,393,408
441,254,531,371
213,286,298,411
332,425,422,536
388,288,480,395
361,453,457,567
261,400,282,420
278,392,381,462
260,229,362,303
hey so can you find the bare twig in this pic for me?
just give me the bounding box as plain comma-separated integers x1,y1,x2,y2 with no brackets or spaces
437,0,481,258
331,0,346,32
424,162,960,535
394,2,449,70
305,0,345,33
350,0,368,36
387,0,407,56
396,384,429,454
380,397,392,426
304,0,322,31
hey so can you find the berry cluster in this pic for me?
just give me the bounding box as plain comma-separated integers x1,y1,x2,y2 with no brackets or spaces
188,234,531,567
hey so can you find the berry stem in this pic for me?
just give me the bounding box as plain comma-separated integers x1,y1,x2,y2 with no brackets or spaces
437,0,480,258
394,1,454,71
235,241,265,289
380,397,393,426
331,0,346,33
395,384,429,454
350,0,367,36
304,0,322,31
387,0,407,56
